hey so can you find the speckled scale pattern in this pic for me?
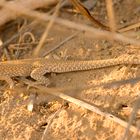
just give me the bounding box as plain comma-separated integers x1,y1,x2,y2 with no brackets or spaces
36,55,140,73
0,61,33,77
0,55,140,87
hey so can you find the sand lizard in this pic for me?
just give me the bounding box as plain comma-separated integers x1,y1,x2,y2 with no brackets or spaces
0,55,140,88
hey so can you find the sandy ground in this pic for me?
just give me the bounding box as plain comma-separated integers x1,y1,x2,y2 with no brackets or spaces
0,0,140,139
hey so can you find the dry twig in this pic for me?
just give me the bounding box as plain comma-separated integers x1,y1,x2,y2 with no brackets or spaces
33,0,62,57
105,0,116,32
121,95,140,140
41,106,64,140
31,85,140,135
43,31,80,57
69,0,109,30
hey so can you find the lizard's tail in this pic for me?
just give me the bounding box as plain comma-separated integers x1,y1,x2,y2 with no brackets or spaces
54,55,140,73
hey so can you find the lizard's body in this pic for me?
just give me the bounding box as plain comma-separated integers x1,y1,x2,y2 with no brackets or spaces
0,55,140,88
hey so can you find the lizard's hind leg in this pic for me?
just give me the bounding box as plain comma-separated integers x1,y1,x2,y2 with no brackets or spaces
30,67,50,86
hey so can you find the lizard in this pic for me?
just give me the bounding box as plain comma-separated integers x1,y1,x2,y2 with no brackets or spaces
0,54,140,88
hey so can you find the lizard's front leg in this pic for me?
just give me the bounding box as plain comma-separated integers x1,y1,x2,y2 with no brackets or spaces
30,67,50,86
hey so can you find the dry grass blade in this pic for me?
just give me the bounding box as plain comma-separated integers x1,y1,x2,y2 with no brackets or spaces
105,0,116,32
41,107,63,140
118,22,140,33
43,31,80,56
70,0,109,30
102,77,140,88
121,95,140,140
33,0,62,57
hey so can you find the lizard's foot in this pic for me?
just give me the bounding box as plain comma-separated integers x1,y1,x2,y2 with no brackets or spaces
27,81,43,89
27,82,50,89
22,78,50,89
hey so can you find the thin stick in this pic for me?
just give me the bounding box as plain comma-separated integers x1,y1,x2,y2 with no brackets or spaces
70,0,109,30
43,31,80,56
33,85,139,135
105,0,116,32
33,0,62,57
121,95,140,140
41,107,63,140
118,22,140,33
